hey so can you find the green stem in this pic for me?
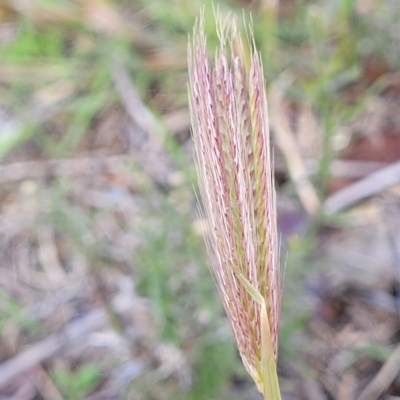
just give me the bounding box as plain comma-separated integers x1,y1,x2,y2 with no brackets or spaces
261,302,282,400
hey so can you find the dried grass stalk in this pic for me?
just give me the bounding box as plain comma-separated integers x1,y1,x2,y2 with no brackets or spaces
188,12,281,399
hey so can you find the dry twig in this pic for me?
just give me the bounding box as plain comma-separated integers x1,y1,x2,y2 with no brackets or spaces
357,343,400,400
324,160,400,215
110,58,174,189
0,309,106,390
269,83,320,216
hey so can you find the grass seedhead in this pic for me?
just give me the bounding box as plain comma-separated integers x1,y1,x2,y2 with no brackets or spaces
188,11,282,399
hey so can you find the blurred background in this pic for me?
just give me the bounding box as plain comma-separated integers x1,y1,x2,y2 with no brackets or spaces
1,0,400,399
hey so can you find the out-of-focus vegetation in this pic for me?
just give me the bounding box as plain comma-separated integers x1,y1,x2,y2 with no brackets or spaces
1,0,400,399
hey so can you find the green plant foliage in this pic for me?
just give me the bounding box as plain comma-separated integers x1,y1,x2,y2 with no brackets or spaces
187,338,236,400
50,363,101,400
0,290,41,335
135,192,219,342
2,21,65,60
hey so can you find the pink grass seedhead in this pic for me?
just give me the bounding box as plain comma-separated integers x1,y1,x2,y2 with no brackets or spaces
188,12,281,399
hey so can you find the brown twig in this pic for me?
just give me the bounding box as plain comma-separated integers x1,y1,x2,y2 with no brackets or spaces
324,160,400,215
110,58,174,190
357,343,400,400
268,83,320,216
0,155,130,184
0,309,106,390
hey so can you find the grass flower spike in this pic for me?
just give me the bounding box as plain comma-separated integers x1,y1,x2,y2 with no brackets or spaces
188,12,282,400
